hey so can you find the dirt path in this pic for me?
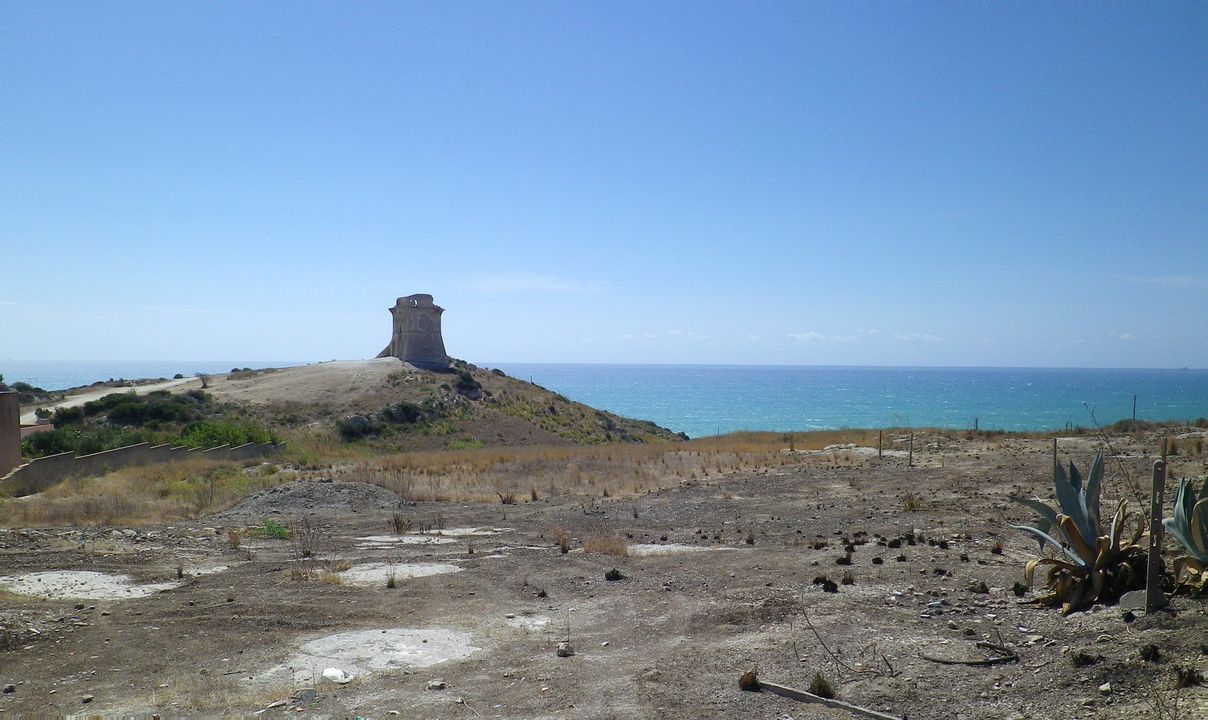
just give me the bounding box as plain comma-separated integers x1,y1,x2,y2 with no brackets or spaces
19,376,202,424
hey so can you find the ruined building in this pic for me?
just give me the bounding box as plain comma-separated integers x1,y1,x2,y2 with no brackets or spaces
0,392,20,478
377,294,449,370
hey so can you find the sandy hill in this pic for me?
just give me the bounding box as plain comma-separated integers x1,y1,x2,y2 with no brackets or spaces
194,358,684,450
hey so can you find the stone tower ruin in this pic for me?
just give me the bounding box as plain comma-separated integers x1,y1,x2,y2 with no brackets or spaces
376,294,449,370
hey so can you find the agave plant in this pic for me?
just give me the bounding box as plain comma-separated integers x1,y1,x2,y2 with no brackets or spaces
1162,477,1208,594
1009,453,1147,613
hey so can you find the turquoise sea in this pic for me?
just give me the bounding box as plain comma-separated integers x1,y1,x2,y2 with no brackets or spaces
492,364,1208,438
4,361,1206,439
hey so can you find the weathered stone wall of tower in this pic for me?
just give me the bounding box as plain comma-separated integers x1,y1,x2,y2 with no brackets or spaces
0,392,21,478
376,294,449,370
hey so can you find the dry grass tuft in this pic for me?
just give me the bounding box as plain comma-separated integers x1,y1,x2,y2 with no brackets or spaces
584,533,629,557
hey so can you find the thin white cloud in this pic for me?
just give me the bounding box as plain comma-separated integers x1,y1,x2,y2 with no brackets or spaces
786,332,856,343
1109,330,1136,341
892,332,941,342
667,329,710,341
1117,274,1203,288
474,274,610,294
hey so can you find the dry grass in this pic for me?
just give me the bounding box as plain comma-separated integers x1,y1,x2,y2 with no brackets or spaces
341,431,886,504
0,459,296,528
583,533,630,556
147,674,292,712
0,429,891,528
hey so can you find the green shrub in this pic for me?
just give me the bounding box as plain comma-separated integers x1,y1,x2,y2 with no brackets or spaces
177,420,275,449
254,517,290,540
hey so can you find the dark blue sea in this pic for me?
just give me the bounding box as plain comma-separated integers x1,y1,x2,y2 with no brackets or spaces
492,364,1208,438
5,361,1206,439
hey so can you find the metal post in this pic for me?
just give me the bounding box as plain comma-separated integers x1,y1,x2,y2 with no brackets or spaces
1145,456,1168,613
974,417,978,432
908,433,913,468
878,430,883,459
1132,395,1137,421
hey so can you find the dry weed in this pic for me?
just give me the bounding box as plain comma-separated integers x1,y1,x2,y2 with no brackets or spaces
584,534,629,557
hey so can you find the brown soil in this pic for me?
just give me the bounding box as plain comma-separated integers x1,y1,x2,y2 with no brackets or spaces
1,433,1206,718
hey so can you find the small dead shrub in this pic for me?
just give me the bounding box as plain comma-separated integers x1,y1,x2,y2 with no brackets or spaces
584,534,629,557
808,672,836,698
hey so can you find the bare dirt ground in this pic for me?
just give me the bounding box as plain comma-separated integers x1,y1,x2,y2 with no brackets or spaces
2,433,1207,719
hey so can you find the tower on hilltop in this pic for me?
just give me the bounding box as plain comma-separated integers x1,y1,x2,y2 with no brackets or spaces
376,294,449,370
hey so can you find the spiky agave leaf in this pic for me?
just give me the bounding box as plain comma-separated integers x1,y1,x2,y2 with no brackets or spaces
1163,479,1208,564
1056,515,1097,566
1008,495,1059,550
1024,557,1080,586
1082,454,1104,541
1010,523,1088,568
1053,455,1102,545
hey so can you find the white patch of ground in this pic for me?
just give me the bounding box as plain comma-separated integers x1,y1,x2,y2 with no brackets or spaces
338,562,461,586
455,554,506,562
430,527,510,537
0,571,179,600
0,564,231,600
505,614,549,631
356,535,456,546
276,628,480,683
628,543,729,557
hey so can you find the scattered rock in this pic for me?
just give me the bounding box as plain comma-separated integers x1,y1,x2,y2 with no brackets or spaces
1098,682,1112,695
81,694,94,704
556,641,575,657
604,568,625,582
426,679,447,691
2,684,14,694
321,667,350,684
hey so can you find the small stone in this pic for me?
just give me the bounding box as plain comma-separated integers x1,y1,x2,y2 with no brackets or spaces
2,684,14,694
1098,682,1111,695
600,641,610,647
556,641,575,657
82,695,94,704
426,679,447,691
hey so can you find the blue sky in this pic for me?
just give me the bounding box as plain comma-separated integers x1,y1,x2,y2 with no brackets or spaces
3,2,1205,367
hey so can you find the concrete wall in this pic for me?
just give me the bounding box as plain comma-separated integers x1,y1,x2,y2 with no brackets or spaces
0,441,283,497
20,423,55,439
0,393,19,478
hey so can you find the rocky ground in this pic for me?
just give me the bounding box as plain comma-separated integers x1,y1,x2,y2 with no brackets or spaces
1,433,1206,719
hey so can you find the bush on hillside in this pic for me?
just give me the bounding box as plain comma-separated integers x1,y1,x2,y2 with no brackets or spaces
177,420,276,449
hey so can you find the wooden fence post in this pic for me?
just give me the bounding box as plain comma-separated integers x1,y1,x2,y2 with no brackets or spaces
878,430,883,459
908,433,913,468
